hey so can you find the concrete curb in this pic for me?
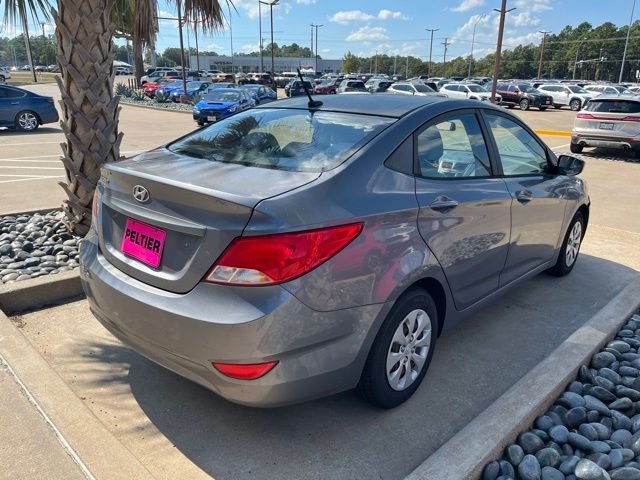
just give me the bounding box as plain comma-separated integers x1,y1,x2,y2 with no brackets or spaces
0,309,156,479
0,270,83,315
405,275,640,480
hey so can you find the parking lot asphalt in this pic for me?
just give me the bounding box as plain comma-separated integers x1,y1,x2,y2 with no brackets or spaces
2,82,640,479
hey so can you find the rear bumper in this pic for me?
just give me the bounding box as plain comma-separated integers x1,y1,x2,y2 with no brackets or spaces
39,107,59,125
79,234,386,407
571,133,640,151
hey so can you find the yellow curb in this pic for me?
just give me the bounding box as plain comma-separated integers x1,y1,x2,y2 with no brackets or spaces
534,130,572,137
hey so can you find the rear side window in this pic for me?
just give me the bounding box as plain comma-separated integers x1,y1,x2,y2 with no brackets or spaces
168,109,394,172
416,114,491,179
584,100,640,113
0,87,25,98
485,114,549,176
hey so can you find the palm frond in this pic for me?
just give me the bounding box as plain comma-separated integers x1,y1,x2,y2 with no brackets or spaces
2,0,52,26
181,0,232,32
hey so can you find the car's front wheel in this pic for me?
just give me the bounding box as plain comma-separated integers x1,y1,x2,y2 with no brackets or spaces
547,212,585,277
15,111,39,132
0,75,5,84
570,99,582,111
554,104,562,109
358,288,437,409
519,98,530,110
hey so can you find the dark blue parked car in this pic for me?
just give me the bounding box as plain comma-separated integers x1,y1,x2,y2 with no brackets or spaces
169,81,211,102
192,88,253,126
239,84,277,105
0,84,58,131
155,80,184,98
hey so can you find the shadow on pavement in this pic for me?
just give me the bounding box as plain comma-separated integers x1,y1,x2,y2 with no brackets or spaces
76,253,638,480
0,127,62,136
574,148,640,164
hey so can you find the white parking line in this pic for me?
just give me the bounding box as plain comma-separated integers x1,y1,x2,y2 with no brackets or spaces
0,176,63,184
0,159,61,163
0,166,64,170
2,141,62,147
0,149,145,162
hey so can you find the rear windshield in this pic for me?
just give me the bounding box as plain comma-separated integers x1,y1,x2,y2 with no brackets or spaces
348,81,365,88
584,99,640,113
414,84,435,93
168,109,394,172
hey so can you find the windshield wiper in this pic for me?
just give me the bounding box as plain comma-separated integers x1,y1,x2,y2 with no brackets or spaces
296,68,323,109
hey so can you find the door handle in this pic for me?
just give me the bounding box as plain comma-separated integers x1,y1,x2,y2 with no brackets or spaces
516,190,533,203
429,197,459,211
10,102,19,105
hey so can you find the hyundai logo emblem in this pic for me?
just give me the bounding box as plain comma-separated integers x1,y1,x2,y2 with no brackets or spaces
132,185,150,203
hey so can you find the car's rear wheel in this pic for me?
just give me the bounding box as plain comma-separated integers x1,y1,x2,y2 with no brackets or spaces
570,99,582,111
519,98,530,110
539,107,547,111
570,142,583,154
547,212,584,277
0,75,5,84
358,288,437,409
553,104,562,109
15,111,39,132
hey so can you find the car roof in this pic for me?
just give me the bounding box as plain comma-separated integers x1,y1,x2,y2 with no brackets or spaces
206,88,239,93
589,95,640,102
257,93,445,118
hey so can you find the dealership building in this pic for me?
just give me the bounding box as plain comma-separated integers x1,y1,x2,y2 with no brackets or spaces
189,55,343,74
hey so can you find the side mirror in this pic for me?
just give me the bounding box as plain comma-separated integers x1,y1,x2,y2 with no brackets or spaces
557,154,585,176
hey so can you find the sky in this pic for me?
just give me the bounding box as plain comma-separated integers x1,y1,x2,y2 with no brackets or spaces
1,0,637,61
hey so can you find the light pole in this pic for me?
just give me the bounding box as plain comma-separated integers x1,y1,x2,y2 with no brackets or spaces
537,30,551,79
228,3,234,73
468,15,486,78
619,0,636,83
258,1,263,71
442,38,450,78
259,0,279,74
426,28,439,77
573,38,587,80
311,24,323,72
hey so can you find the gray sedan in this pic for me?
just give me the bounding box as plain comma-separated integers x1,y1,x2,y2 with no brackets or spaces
80,95,590,408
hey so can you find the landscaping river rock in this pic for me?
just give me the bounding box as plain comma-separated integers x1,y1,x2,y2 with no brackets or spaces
0,211,81,284
483,313,640,480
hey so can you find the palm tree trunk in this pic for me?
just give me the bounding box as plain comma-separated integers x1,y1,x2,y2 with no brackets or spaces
53,0,123,236
132,35,144,86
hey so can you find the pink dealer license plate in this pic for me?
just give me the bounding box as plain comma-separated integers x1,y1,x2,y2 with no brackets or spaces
121,218,166,268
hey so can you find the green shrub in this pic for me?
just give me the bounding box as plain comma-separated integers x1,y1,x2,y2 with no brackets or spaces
155,91,170,103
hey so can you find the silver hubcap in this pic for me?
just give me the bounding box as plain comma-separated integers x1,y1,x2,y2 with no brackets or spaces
386,309,432,391
18,112,38,130
565,221,582,267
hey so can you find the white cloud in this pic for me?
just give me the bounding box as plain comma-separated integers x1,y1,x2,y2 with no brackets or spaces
451,0,485,13
206,43,223,51
377,10,409,20
345,25,388,42
329,10,375,24
513,0,552,12
296,0,316,3
240,42,261,53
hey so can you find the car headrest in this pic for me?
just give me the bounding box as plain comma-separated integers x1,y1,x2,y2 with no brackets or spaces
418,127,444,163
240,132,281,153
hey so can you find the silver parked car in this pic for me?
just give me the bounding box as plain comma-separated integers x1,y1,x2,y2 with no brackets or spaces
80,95,590,408
388,82,444,97
571,95,640,157
537,84,595,111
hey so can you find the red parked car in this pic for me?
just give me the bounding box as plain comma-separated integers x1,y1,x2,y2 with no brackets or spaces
143,77,174,98
314,79,340,94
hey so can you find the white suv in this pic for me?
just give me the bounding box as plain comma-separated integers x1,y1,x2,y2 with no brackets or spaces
0,67,11,83
538,84,595,111
440,83,501,103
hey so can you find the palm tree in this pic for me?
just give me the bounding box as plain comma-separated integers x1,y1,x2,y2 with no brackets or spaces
3,0,227,235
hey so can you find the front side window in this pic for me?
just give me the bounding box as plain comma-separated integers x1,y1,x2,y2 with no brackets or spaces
416,114,491,179
485,114,549,176
168,109,394,172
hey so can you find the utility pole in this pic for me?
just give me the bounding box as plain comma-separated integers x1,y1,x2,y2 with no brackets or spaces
228,3,234,73
259,1,263,71
405,56,409,77
426,28,439,77
573,38,586,80
468,15,486,78
176,0,188,94
311,24,323,72
537,30,551,79
491,0,515,103
619,0,636,83
394,55,397,74
310,25,314,59
374,51,378,74
193,22,200,71
442,37,450,78
269,0,279,74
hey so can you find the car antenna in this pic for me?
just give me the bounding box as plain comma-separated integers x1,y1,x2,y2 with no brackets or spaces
297,68,323,109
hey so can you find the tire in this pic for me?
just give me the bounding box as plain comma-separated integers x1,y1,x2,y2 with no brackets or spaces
547,212,585,277
539,107,547,111
570,99,582,111
519,98,530,110
553,104,562,109
570,142,583,154
15,111,39,132
0,75,5,84
358,288,438,409
197,120,206,126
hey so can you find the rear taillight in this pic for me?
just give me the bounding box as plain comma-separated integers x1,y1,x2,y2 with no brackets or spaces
623,116,640,122
205,223,363,286
213,361,278,380
577,113,595,119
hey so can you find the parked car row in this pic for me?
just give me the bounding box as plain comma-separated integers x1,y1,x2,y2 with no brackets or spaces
0,84,58,132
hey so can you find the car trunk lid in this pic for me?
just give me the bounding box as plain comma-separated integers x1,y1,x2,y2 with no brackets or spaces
97,148,320,293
